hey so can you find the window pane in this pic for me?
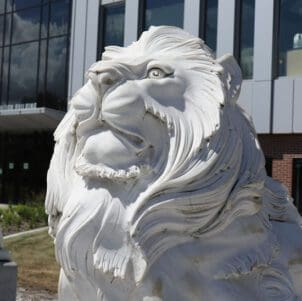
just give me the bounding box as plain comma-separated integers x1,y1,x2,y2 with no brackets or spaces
205,0,218,53
278,0,302,76
41,4,49,38
37,39,46,106
0,15,4,46
144,0,184,30
46,36,67,110
102,3,125,49
1,46,9,103
13,0,41,11
4,13,11,45
6,0,12,13
49,0,70,37
0,0,5,14
12,7,40,44
239,0,255,79
8,42,39,105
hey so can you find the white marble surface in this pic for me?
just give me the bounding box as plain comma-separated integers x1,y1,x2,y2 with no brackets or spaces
46,26,302,301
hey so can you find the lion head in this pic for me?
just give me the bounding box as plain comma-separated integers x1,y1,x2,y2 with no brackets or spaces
46,26,300,294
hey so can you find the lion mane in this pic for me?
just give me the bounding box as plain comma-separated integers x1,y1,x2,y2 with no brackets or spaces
46,26,300,297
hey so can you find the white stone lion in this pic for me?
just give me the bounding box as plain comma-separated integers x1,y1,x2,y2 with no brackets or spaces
46,26,302,301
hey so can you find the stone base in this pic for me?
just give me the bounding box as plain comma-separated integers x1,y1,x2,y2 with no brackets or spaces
0,261,17,301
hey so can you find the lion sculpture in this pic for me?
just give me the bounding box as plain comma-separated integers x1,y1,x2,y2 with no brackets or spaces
46,26,302,301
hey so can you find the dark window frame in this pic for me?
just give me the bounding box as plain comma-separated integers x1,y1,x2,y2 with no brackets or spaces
199,0,207,41
97,1,125,60
199,0,218,53
234,0,256,79
137,0,184,36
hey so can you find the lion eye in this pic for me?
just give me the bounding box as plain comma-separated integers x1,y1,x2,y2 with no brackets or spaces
147,68,167,79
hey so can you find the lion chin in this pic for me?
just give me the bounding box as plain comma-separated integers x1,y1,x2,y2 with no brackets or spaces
46,26,302,301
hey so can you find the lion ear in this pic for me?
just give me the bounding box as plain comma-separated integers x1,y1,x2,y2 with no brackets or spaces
216,54,242,105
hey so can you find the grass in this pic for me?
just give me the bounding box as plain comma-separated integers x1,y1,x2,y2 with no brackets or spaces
4,229,60,294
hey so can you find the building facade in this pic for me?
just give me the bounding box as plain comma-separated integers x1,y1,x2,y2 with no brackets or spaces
0,0,302,213
0,0,72,202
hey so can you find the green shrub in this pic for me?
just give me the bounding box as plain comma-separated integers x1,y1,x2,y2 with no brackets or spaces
0,203,48,234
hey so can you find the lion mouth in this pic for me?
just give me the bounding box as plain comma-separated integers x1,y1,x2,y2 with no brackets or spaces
74,123,152,181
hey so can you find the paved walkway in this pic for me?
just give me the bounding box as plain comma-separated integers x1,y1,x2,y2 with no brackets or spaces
3,226,48,240
16,288,57,301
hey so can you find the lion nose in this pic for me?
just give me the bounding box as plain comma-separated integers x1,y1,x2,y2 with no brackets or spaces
97,69,121,88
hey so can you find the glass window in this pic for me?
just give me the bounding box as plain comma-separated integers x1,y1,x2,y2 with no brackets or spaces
144,0,184,30
1,46,9,103
278,0,302,76
12,7,40,44
37,39,46,105
0,15,4,46
49,0,70,37
236,0,255,79
100,2,125,53
4,13,11,45
0,0,5,14
6,0,13,13
13,0,41,11
41,4,49,38
204,0,218,53
46,36,68,110
8,42,39,104
293,159,302,214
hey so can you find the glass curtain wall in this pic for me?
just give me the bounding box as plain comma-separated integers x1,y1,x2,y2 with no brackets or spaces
235,0,255,79
0,0,71,111
139,0,184,33
277,0,302,76
98,2,125,57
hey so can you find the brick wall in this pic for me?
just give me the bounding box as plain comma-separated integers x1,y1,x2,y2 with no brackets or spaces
258,134,302,195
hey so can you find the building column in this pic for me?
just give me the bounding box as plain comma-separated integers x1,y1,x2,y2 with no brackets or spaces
124,0,140,46
252,0,275,133
183,0,200,37
216,0,236,58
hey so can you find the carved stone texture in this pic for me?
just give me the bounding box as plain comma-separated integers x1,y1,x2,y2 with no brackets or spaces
46,26,302,301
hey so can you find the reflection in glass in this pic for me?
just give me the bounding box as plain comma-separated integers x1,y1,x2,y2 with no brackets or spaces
13,0,41,11
1,47,9,103
0,0,4,14
0,0,6,15
46,36,67,110
278,0,302,76
41,4,48,38
0,15,4,46
205,0,218,53
239,0,255,79
5,13,11,45
6,0,13,13
144,0,184,30
49,0,70,37
0,0,70,109
12,7,40,44
8,42,39,104
37,39,46,106
102,3,125,51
